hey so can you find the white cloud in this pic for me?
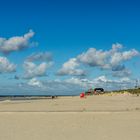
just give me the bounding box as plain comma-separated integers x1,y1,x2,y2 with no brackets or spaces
23,61,52,79
94,75,108,83
122,49,139,60
26,52,52,62
112,69,131,77
0,56,16,73
58,43,139,77
23,51,53,79
111,43,123,53
14,76,136,95
110,49,139,66
120,77,131,83
77,43,139,69
57,58,85,76
28,78,43,87
77,48,109,67
64,76,135,90
0,30,35,54
65,77,89,88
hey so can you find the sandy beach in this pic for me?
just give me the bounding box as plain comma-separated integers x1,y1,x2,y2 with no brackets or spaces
0,94,140,140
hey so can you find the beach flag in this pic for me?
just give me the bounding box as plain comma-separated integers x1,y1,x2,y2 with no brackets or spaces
80,93,85,98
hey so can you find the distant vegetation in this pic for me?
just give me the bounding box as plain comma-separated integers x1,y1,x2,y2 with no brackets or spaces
107,88,140,95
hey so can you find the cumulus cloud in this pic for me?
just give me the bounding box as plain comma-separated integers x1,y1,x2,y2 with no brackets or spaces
26,52,52,62
0,56,16,73
23,51,53,79
58,43,139,77
57,58,86,76
23,61,52,79
28,78,43,87
77,48,109,68
65,77,89,88
110,49,139,66
0,30,35,54
110,43,123,53
94,75,109,83
77,43,139,69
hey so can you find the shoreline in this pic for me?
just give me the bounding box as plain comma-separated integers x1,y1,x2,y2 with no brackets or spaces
0,94,140,112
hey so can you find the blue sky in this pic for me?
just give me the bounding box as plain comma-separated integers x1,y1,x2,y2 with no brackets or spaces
0,0,140,95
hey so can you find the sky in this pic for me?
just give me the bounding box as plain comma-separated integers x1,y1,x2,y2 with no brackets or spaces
0,0,140,95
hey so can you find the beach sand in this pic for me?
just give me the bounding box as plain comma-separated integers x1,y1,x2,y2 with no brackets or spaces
0,94,140,140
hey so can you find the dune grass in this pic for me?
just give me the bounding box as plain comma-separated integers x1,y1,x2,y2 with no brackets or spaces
106,88,140,95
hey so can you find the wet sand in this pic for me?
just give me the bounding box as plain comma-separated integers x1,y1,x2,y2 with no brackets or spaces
0,94,140,140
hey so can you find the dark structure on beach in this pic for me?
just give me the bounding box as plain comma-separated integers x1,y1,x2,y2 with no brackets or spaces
85,88,104,95
94,88,104,93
